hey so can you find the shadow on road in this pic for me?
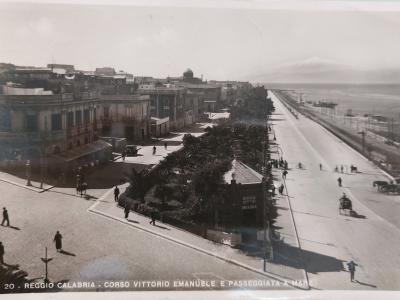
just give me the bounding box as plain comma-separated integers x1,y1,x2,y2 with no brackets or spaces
355,280,377,288
127,219,139,224
59,250,76,257
153,224,170,230
83,194,98,201
351,211,366,219
9,225,21,230
274,242,345,274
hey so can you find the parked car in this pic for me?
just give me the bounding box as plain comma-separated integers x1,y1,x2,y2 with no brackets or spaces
125,145,139,156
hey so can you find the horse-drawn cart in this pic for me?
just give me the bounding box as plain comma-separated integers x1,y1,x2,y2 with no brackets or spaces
339,195,353,215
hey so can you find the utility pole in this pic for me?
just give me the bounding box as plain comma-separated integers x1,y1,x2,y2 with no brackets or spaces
41,247,53,283
358,130,366,155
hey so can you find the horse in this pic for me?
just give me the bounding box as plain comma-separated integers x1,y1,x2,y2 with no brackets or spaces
373,180,389,191
76,182,88,197
350,165,358,173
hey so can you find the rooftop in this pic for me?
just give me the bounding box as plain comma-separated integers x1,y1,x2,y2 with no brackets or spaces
223,159,263,185
175,82,220,89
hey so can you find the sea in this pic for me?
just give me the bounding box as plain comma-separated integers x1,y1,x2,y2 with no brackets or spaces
265,83,400,119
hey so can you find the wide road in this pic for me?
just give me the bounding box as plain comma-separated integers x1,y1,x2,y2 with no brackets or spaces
270,91,400,290
0,170,287,292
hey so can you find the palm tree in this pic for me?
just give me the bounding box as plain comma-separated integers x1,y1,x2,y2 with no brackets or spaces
126,168,149,203
0,265,30,292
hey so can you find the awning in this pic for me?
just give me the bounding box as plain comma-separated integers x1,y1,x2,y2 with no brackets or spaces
52,140,112,162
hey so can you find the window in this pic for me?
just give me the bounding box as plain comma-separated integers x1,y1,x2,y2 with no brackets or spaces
0,109,11,131
126,107,133,119
83,109,90,125
67,112,74,129
242,195,256,210
26,114,38,132
75,110,82,126
51,113,62,131
104,107,110,118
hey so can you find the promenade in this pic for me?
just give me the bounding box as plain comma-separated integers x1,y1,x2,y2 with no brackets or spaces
269,91,400,290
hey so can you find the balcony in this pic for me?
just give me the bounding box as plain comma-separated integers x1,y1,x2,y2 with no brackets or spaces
0,93,74,105
0,130,65,143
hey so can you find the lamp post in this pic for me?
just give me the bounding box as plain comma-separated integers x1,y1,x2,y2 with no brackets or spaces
26,160,32,186
39,133,47,189
357,130,366,155
40,247,53,283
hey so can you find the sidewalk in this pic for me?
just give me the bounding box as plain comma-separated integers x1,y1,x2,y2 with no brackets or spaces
268,131,309,287
0,170,53,193
87,184,305,289
114,123,213,166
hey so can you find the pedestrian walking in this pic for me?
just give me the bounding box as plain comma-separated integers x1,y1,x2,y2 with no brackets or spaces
278,184,284,195
319,163,323,171
164,142,168,150
1,207,9,226
114,186,120,202
337,177,342,187
122,150,126,162
53,231,63,252
341,165,344,173
150,210,156,226
347,260,358,282
282,170,288,179
153,145,156,155
0,242,4,264
284,160,288,170
124,205,130,219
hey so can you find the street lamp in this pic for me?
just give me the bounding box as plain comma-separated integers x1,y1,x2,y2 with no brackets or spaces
357,130,366,155
41,247,53,283
26,160,32,186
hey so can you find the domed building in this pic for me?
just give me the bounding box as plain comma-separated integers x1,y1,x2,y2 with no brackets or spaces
183,68,194,80
182,68,202,83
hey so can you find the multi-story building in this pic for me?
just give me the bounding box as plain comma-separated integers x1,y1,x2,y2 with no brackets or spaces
0,85,109,175
175,82,221,113
137,86,188,130
0,67,151,176
99,94,150,141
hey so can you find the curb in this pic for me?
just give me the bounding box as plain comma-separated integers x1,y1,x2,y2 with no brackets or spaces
0,177,54,193
87,206,306,290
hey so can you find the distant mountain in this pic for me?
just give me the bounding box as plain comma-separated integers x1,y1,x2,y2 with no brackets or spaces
250,57,400,84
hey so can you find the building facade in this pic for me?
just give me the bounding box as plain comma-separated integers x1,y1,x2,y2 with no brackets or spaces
99,94,150,141
138,86,188,130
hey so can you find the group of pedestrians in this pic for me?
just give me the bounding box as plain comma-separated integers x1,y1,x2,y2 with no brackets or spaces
152,142,168,155
115,185,158,226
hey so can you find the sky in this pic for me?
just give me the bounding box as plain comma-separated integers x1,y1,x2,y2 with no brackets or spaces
1,0,400,81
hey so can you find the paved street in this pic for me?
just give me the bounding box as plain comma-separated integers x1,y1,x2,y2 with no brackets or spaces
270,91,400,290
0,174,295,290
0,122,295,291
